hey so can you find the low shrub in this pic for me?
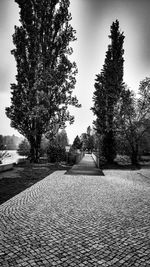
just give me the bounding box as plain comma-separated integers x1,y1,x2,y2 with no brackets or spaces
47,144,66,163
17,139,30,157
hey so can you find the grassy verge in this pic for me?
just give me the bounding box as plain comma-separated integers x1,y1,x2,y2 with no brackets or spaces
0,162,71,205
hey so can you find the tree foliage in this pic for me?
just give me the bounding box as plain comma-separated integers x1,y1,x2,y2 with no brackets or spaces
55,129,69,148
72,135,82,150
80,126,95,152
47,144,66,163
116,78,150,165
17,139,30,157
80,133,87,151
6,0,80,162
92,20,125,163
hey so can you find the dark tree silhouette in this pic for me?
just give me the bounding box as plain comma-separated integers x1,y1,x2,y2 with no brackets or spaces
80,126,94,152
72,135,82,150
6,0,80,162
92,20,125,163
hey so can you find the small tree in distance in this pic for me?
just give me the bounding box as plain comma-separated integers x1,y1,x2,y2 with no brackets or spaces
46,129,69,162
80,126,95,153
72,135,82,150
80,133,88,151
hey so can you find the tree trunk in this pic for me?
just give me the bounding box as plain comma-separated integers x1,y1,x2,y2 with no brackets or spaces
29,134,42,163
35,134,42,163
131,144,139,166
30,141,36,163
104,104,117,164
131,152,138,166
103,130,117,164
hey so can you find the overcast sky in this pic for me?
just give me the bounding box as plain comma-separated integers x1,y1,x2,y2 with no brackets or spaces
0,0,150,143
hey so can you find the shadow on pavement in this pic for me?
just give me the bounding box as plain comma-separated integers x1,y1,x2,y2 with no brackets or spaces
65,168,104,176
101,162,141,170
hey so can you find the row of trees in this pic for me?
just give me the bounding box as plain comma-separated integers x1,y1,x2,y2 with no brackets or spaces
72,126,95,152
0,134,22,150
92,20,150,165
6,0,80,163
18,129,69,156
6,4,150,166
18,126,96,158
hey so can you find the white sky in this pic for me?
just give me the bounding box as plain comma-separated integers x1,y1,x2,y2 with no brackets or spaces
0,0,150,144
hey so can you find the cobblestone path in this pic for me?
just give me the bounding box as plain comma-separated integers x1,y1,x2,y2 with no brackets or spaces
0,155,150,266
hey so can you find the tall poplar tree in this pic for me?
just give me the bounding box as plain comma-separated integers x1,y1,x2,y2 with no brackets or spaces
6,0,80,162
92,20,125,163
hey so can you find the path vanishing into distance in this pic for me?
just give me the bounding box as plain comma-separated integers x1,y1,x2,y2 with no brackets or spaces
0,154,150,266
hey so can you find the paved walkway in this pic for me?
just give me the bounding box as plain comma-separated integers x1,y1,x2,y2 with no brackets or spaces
66,154,103,176
0,154,150,266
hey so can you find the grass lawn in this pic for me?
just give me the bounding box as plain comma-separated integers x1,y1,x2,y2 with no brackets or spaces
0,162,71,205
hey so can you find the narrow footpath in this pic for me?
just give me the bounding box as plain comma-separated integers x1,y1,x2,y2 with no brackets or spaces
66,153,103,176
